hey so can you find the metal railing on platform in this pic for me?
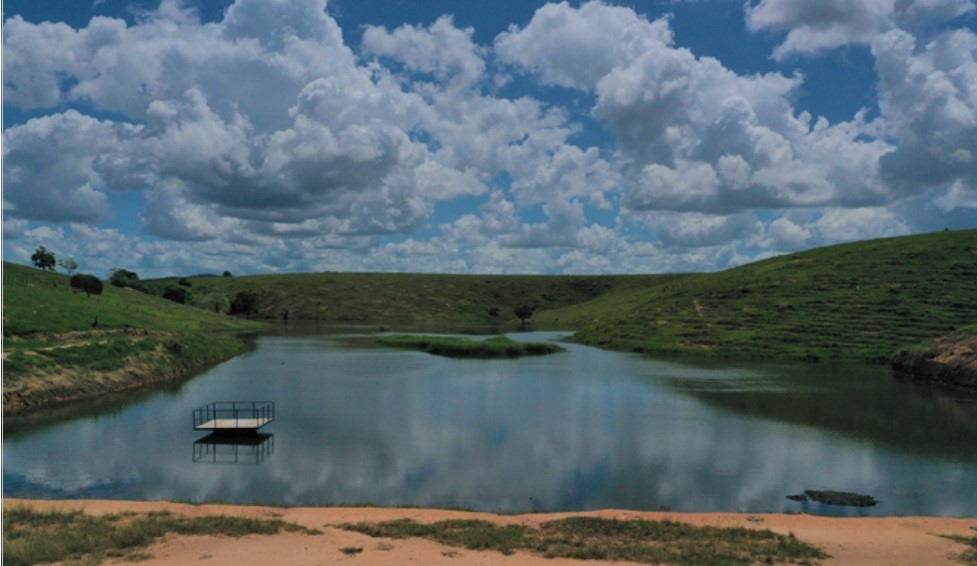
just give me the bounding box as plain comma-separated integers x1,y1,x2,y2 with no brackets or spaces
192,401,275,431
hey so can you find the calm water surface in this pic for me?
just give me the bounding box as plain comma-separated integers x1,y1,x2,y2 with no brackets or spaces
5,331,977,516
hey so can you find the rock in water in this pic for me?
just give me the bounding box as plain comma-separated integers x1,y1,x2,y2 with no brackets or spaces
804,490,877,507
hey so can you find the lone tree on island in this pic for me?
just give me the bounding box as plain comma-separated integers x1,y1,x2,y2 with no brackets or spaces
31,246,56,271
513,304,536,329
70,274,103,297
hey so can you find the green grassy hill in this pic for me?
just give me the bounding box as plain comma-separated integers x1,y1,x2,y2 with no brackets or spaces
141,272,671,326
3,263,262,336
3,263,262,415
536,230,977,362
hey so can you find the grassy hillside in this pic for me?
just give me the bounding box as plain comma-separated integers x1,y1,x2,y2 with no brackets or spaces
141,272,670,326
3,263,263,415
536,230,977,363
3,264,263,336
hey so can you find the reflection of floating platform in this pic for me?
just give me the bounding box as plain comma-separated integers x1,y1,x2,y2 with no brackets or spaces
193,432,275,465
193,401,274,432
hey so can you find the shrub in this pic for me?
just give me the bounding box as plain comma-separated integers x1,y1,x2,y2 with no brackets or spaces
162,286,187,304
70,274,103,297
110,268,140,288
230,290,258,317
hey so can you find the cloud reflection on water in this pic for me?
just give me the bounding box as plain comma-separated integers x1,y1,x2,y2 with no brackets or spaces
4,333,976,516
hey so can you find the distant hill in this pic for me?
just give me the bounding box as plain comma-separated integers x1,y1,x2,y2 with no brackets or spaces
536,230,977,362
140,272,673,326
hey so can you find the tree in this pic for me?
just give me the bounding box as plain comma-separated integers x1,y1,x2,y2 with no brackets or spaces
223,271,233,277
513,304,536,328
230,290,258,317
58,257,79,275
110,268,140,288
162,286,187,304
31,246,56,271
70,274,103,297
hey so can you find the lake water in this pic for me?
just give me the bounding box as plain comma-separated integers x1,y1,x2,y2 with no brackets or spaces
4,331,977,516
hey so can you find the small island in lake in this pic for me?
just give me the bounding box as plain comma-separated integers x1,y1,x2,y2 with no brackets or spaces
378,335,565,358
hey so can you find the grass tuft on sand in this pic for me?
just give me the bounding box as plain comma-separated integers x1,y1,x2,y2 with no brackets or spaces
2,507,318,566
341,516,828,564
943,527,977,565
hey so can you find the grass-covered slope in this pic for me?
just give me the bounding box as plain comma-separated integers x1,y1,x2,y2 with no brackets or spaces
142,272,667,325
3,263,263,415
536,230,977,363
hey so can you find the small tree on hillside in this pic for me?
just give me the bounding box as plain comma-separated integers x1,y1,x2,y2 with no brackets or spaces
110,268,140,288
31,246,56,271
58,257,79,275
514,304,536,329
70,274,103,297
163,285,187,304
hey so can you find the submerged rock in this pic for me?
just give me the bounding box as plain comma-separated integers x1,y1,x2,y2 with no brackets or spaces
803,490,877,507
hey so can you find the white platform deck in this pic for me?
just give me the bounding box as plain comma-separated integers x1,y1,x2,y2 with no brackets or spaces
195,417,272,431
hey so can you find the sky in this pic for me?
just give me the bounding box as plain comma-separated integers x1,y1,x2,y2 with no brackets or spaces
2,0,976,278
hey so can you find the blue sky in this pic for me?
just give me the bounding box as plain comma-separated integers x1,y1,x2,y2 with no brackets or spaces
3,0,976,277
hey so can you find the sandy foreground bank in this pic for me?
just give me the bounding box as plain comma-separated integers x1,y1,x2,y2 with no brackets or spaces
4,499,975,565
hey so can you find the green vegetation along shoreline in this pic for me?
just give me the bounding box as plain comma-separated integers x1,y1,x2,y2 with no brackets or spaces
377,335,565,358
2,263,263,417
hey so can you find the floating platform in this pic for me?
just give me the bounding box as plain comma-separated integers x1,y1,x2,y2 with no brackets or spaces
193,401,274,433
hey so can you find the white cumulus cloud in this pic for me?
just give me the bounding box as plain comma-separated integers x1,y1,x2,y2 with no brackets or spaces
746,0,975,59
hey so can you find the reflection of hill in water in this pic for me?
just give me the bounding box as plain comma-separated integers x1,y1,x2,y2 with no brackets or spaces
663,362,977,464
193,433,275,465
3,380,188,441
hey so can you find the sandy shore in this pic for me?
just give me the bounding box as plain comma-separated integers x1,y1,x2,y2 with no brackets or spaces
5,499,975,565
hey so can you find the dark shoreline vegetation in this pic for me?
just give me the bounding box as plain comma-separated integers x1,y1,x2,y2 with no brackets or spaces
377,334,565,358
4,229,976,416
891,325,977,389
